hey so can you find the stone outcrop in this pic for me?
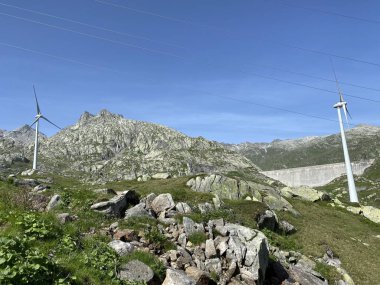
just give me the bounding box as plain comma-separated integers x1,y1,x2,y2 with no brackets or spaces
280,186,331,202
90,190,138,217
186,174,263,200
118,260,154,283
346,205,380,224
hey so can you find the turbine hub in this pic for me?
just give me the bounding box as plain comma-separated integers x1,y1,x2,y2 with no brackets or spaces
333,101,346,108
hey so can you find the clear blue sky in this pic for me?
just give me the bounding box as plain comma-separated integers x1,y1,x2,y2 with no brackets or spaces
1,0,379,143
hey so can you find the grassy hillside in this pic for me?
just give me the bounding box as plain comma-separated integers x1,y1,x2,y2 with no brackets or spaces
0,174,379,284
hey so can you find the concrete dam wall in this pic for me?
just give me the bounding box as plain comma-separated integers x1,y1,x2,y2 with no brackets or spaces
261,160,375,187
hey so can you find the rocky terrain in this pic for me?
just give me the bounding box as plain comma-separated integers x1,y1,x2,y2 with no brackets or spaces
1,111,379,284
0,110,261,182
226,125,380,171
2,172,376,285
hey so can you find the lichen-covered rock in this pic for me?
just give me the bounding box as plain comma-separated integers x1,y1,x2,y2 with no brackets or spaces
90,190,138,217
224,223,269,285
124,203,152,219
186,174,263,200
151,193,175,214
118,260,154,283
162,268,196,285
280,186,331,202
108,240,134,256
46,194,61,211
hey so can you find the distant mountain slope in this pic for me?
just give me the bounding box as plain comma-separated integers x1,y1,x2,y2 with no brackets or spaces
227,125,380,171
0,125,47,170
33,110,259,181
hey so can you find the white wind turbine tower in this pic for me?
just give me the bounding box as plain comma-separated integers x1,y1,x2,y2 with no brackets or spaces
332,67,359,203
30,86,61,170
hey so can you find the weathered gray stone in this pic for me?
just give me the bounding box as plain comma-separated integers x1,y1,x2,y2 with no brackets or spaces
224,223,269,285
32,184,49,192
108,240,134,256
56,213,76,224
187,174,265,200
152,172,171,179
124,203,152,219
198,203,213,214
118,260,154,283
46,194,61,211
183,217,205,236
162,268,196,285
280,186,331,202
151,193,175,214
205,239,217,259
256,210,278,231
279,220,296,234
90,190,138,217
176,202,192,214
185,266,211,285
205,258,222,275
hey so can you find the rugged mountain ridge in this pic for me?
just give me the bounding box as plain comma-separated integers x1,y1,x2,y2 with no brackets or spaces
2,110,260,181
227,125,380,171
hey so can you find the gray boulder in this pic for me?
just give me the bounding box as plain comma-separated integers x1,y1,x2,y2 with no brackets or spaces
279,220,296,234
118,260,154,284
152,172,171,179
90,190,138,217
151,193,175,214
256,210,278,231
224,223,269,285
183,217,205,236
124,203,152,219
162,268,195,285
46,195,61,211
176,202,192,214
108,240,134,256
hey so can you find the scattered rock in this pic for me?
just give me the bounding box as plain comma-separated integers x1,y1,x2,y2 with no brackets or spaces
152,172,171,179
46,194,61,211
151,193,175,214
176,202,192,214
162,268,196,285
279,220,296,234
21,169,37,176
185,266,212,285
280,186,331,202
256,210,278,231
124,203,152,219
90,190,138,217
118,260,154,284
32,184,49,192
56,213,77,224
108,240,134,256
183,217,205,236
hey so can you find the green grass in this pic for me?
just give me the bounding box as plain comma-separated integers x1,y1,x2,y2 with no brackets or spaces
188,232,207,245
277,199,380,284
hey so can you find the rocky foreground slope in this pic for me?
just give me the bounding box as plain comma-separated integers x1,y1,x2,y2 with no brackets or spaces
227,125,380,171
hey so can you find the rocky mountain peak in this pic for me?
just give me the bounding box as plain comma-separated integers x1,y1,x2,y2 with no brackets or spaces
4,124,46,146
78,111,94,125
97,109,123,119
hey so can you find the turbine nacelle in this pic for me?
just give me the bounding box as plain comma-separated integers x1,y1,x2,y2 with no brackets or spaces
333,101,347,108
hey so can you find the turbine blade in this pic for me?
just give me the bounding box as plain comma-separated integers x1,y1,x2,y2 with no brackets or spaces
345,106,353,119
41,116,61,129
330,58,345,102
33,85,41,114
343,105,350,129
30,118,39,127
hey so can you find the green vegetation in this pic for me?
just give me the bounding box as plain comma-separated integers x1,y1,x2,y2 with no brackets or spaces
277,199,380,284
188,232,207,245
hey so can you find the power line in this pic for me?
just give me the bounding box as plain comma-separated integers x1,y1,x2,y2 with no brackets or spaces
96,0,380,69
0,40,338,124
278,0,380,26
2,9,379,104
245,62,380,93
94,0,223,31
0,1,184,49
0,11,183,59
0,41,127,73
4,1,380,93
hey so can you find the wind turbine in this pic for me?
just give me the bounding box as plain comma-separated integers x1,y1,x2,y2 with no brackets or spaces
332,66,359,203
30,86,61,170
